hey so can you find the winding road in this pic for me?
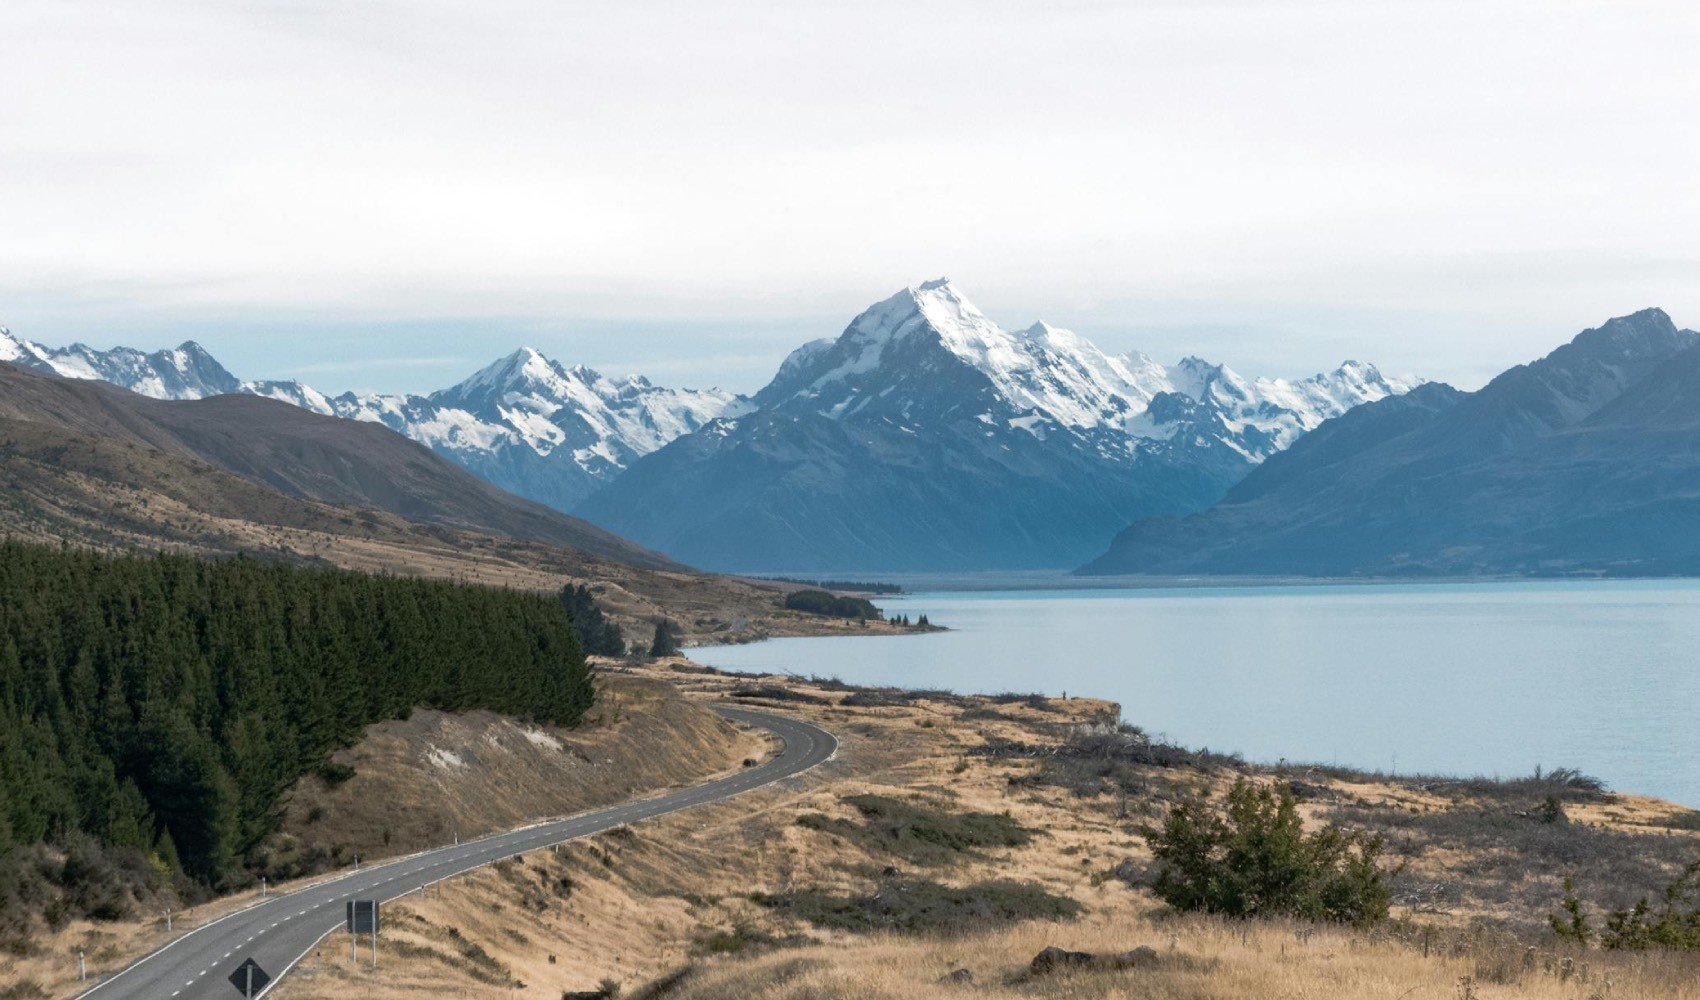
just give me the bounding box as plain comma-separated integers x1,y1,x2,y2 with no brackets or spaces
76,706,835,999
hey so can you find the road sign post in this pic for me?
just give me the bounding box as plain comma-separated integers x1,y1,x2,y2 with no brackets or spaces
228,957,270,998
347,899,380,968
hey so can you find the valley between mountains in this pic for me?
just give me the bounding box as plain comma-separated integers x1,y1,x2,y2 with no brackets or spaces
8,288,1700,1000
21,280,1699,578
2,278,1414,572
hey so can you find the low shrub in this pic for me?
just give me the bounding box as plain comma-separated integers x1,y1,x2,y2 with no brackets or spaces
798,794,1031,866
1142,778,1392,927
728,686,831,706
1553,860,1700,951
1329,797,1697,925
757,878,1080,933
316,761,357,787
689,920,804,956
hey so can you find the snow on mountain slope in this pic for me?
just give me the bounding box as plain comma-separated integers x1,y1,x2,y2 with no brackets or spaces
295,357,749,509
422,348,750,465
3,280,1411,570
1081,308,1700,577
755,278,1412,464
0,328,241,399
579,278,1418,572
0,325,747,511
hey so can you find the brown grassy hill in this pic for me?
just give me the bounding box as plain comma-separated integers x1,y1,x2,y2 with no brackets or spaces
16,662,1699,999
0,361,678,569
274,664,1699,1000
0,368,910,647
9,675,766,999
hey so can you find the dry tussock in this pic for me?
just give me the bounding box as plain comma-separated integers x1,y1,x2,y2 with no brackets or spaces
31,662,1700,1000
276,665,1700,999
636,911,1700,999
261,676,766,874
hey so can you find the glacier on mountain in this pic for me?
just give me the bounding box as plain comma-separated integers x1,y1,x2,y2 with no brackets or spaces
576,279,1417,571
0,326,745,510
3,281,1411,563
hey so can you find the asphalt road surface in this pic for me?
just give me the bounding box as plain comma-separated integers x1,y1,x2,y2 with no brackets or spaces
77,706,835,999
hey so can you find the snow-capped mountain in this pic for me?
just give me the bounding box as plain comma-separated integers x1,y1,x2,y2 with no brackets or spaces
753,280,1409,467
578,279,1416,571
4,281,1414,571
316,351,751,510
0,325,747,510
0,327,242,399
1082,308,1700,577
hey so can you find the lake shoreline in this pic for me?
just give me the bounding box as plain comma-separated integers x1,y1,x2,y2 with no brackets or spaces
695,580,1700,808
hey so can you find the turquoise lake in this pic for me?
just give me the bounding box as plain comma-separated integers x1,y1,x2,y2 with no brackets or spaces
693,581,1700,807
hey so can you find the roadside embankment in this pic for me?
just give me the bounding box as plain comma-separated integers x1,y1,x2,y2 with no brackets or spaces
272,659,1700,999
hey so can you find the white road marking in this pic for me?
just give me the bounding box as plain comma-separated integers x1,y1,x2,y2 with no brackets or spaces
76,710,832,1000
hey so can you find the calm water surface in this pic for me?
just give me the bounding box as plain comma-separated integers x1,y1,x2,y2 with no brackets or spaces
694,581,1700,807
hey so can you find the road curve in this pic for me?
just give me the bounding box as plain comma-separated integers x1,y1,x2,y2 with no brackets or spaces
77,706,835,1000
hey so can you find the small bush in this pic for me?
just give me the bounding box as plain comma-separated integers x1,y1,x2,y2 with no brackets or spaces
688,920,802,956
728,686,831,706
1554,860,1700,951
1142,778,1392,927
316,761,356,787
1663,812,1700,832
758,878,1080,933
799,794,1031,866
840,689,921,708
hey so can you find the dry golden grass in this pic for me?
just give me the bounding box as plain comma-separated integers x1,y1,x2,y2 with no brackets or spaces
0,417,917,647
261,676,769,869
25,661,1698,1000
13,676,761,999
637,911,1700,999
272,663,1700,1000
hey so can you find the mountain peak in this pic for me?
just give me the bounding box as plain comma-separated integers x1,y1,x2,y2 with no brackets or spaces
448,345,564,399
843,279,999,351
1576,307,1682,351
1616,306,1672,324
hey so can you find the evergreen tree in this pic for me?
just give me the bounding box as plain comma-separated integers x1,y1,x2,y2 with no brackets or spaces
0,540,595,887
560,585,625,656
648,619,682,658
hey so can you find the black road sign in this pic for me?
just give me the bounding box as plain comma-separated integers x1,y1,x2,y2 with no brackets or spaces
228,957,270,998
347,899,380,934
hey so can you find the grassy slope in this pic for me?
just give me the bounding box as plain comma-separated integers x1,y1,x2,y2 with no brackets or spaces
0,413,918,647
13,676,761,999
259,663,1700,1000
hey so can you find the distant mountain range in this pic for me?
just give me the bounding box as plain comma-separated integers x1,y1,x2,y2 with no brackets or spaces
0,327,745,511
1080,308,1700,577
0,360,679,570
580,279,1414,570
2,281,1414,571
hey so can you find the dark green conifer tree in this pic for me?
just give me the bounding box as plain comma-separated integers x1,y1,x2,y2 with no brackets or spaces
648,619,682,658
560,585,626,656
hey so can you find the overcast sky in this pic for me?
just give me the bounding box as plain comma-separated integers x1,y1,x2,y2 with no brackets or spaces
3,0,1697,394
